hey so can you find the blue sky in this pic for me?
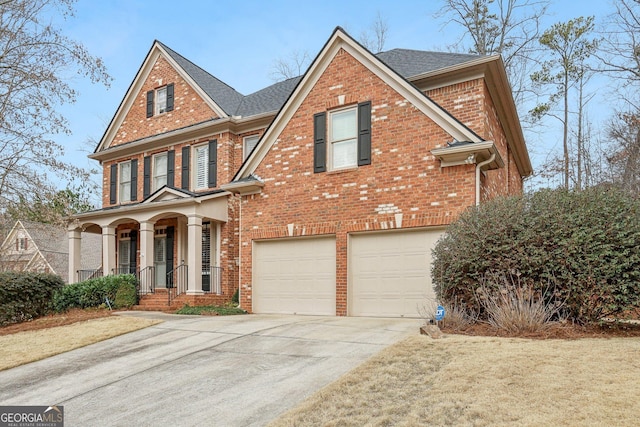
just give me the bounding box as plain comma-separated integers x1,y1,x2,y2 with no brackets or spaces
55,0,615,196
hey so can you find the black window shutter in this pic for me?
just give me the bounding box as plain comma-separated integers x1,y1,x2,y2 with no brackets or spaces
143,156,151,198
146,90,154,118
181,146,190,190
130,159,138,201
313,112,326,173
167,150,175,187
109,164,117,204
166,83,174,112
208,139,217,188
129,230,138,272
357,101,372,166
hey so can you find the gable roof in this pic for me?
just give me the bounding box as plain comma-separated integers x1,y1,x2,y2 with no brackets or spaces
157,42,244,116
234,26,485,180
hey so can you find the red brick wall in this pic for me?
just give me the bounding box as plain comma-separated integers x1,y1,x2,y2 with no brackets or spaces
239,48,478,314
110,56,219,148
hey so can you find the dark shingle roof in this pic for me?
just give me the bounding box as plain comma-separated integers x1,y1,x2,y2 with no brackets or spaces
158,41,245,116
235,76,302,117
159,42,480,119
376,49,482,79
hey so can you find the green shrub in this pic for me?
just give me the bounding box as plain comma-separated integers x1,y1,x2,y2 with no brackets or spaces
0,272,64,325
53,274,138,312
114,282,138,308
432,187,640,324
175,304,247,316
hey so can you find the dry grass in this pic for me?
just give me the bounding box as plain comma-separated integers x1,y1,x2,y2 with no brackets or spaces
0,316,161,371
270,334,640,426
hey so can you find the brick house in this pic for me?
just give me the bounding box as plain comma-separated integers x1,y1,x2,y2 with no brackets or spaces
68,27,531,316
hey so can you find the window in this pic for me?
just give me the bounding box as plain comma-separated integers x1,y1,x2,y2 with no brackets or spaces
16,237,27,251
329,108,358,170
194,144,209,189
153,153,168,191
156,87,167,115
146,83,174,118
243,135,260,161
119,161,132,204
313,101,371,173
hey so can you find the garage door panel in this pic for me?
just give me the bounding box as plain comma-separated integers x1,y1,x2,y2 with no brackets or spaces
253,237,336,315
349,229,443,317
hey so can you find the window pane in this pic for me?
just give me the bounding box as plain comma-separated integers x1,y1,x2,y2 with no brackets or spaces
154,153,167,190
332,139,357,169
156,87,167,114
195,146,208,189
331,109,356,141
243,136,260,161
120,162,131,181
119,162,131,203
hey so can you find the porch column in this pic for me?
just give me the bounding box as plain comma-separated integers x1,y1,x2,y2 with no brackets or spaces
139,221,154,292
186,214,203,295
102,226,116,276
68,228,81,284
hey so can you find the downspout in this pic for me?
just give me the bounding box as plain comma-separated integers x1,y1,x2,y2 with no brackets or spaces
476,153,496,206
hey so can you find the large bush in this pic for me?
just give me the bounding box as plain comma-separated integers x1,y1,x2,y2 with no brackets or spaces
0,272,64,325
53,274,138,312
432,187,640,324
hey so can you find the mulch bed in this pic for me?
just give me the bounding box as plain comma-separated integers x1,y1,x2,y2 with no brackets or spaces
0,308,113,336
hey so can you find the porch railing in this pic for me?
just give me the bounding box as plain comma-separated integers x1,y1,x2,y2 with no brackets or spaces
168,263,188,306
137,266,156,296
203,266,223,295
111,267,138,276
77,268,103,282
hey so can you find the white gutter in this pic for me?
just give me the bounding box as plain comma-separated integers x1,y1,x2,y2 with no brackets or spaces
476,153,496,206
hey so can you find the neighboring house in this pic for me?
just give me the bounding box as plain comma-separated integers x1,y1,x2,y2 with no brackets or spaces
69,27,532,316
1,220,101,283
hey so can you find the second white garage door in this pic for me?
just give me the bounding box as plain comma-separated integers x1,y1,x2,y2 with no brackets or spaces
349,229,444,317
253,237,336,315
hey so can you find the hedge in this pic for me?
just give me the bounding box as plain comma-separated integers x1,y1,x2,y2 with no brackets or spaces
432,187,640,324
0,272,64,326
53,274,138,312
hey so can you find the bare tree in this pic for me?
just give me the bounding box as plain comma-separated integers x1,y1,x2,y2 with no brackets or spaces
359,11,389,53
597,0,640,85
606,111,640,194
0,0,111,211
530,16,599,189
268,49,311,82
435,0,550,107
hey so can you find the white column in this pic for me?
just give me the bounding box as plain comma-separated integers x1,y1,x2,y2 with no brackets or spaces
186,214,203,295
68,228,82,284
139,221,154,292
102,226,116,275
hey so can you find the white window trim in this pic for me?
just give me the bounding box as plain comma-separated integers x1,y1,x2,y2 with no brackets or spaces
153,152,168,191
118,161,132,204
328,106,358,171
155,86,168,115
192,143,209,190
243,135,260,161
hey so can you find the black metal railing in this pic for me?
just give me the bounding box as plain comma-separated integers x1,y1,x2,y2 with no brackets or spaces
203,266,223,294
77,268,103,282
137,266,156,296
167,263,188,306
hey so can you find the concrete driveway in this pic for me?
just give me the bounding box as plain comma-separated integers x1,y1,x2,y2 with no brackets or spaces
0,312,420,426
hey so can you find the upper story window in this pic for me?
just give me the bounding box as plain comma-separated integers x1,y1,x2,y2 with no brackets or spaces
313,101,371,173
16,237,27,251
243,135,260,161
146,83,174,118
190,140,217,190
329,108,358,170
153,152,168,191
119,161,132,204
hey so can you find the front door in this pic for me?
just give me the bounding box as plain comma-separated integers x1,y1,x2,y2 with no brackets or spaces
154,227,174,288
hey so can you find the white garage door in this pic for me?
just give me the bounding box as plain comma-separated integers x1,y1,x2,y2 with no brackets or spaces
349,229,444,317
253,237,336,315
